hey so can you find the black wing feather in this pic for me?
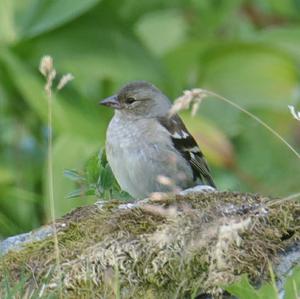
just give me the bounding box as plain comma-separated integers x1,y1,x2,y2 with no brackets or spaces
158,114,216,188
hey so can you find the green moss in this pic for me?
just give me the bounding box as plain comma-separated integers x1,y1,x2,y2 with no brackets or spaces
1,192,299,298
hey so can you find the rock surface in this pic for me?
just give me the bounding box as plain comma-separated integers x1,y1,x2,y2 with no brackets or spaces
0,226,54,256
0,192,299,298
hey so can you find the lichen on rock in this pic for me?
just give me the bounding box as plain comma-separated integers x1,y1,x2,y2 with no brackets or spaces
0,192,299,298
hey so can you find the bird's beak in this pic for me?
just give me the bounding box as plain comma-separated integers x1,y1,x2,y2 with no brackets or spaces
99,95,121,109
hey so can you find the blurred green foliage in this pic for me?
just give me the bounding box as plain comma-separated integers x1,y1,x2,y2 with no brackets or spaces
0,0,300,238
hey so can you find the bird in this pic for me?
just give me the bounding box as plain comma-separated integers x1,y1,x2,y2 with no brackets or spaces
100,81,216,199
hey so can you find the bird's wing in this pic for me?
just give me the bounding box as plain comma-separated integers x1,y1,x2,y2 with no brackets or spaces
158,114,216,188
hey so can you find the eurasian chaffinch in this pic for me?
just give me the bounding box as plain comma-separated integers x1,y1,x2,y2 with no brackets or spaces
100,81,216,199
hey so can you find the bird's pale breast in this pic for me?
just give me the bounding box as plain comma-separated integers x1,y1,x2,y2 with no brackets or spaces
106,114,194,198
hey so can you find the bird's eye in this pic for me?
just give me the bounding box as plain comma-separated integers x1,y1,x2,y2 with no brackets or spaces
125,97,136,104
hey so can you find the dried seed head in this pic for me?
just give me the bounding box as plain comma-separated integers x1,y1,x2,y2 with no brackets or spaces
157,175,174,186
141,204,178,218
169,88,207,116
39,55,54,77
57,73,74,90
288,105,300,121
149,192,169,201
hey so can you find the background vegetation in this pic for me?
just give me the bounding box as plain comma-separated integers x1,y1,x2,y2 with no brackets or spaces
0,0,300,239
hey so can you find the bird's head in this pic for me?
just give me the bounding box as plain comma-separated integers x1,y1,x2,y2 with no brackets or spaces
100,81,171,118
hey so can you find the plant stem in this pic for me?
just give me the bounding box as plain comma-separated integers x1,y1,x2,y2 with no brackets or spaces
47,93,62,297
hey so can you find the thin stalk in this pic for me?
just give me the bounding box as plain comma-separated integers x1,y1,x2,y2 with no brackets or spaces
47,93,62,297
205,91,300,204
266,192,300,207
40,55,74,296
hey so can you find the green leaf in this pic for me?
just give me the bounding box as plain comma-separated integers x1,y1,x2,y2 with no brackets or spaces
66,188,94,199
201,44,298,110
85,153,101,183
64,169,85,182
0,0,17,44
256,26,300,63
226,275,279,299
226,275,258,299
98,149,108,167
0,0,102,44
111,190,132,201
257,282,279,299
163,40,209,95
99,164,114,191
135,9,188,56
284,266,300,299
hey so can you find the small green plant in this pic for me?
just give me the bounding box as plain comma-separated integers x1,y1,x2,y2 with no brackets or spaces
64,149,131,201
226,266,300,299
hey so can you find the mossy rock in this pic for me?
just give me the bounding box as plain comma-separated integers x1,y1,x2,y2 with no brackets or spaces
0,191,299,298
